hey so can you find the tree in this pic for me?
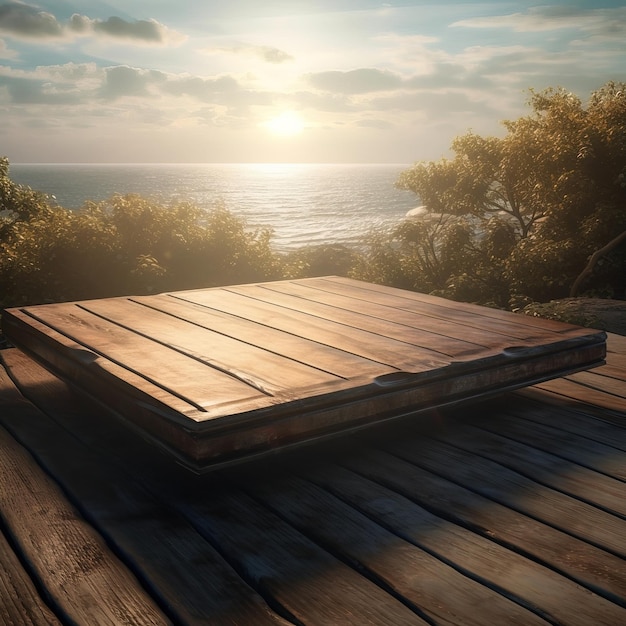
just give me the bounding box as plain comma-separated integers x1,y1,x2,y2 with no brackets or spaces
396,82,626,305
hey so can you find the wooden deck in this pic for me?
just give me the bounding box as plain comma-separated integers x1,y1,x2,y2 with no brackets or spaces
0,293,625,624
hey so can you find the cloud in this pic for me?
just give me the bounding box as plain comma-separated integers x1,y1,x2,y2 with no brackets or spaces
306,68,403,94
202,43,294,64
73,15,184,45
0,2,63,38
100,65,168,99
453,6,626,38
0,1,184,45
0,74,81,104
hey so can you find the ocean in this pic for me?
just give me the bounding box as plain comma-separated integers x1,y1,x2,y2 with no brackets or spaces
9,163,418,251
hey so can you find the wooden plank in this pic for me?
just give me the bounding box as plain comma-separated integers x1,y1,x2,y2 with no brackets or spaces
429,415,626,518
261,278,584,342
464,408,626,482
173,286,468,363
130,293,397,378
566,370,626,398
586,362,626,382
4,351,432,625
0,528,63,626
309,458,626,625
606,333,626,355
334,441,626,607
226,281,563,349
487,394,626,452
518,386,626,427
170,486,430,626
0,351,293,626
382,434,626,557
310,276,598,335
533,377,626,413
2,308,201,416
0,374,171,625
234,472,548,625
19,302,333,399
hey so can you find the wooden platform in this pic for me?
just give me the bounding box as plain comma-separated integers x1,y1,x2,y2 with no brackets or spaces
1,295,625,624
1,277,606,470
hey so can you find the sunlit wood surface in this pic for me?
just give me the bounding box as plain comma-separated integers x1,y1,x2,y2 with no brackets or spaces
1,277,606,470
0,297,625,624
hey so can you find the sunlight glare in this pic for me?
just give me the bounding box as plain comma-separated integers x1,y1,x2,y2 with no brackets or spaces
265,111,305,137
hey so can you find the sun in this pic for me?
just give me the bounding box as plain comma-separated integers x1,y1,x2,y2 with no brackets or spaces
264,111,305,137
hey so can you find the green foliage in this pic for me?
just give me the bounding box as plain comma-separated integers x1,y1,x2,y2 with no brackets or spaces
385,81,626,306
281,244,360,279
0,161,282,308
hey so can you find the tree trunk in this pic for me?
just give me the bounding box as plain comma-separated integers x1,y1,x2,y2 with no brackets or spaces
570,229,626,297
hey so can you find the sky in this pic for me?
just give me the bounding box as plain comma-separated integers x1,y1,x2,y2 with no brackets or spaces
0,1,625,164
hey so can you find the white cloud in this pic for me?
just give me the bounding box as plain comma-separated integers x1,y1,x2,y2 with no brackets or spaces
0,1,185,45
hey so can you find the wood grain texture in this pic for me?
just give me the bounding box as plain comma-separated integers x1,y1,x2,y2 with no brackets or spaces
432,414,626,518
0,372,170,626
383,434,626,557
0,529,62,626
309,459,626,626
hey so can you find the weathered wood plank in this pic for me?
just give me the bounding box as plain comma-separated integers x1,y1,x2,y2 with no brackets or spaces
0,371,171,626
565,370,626,398
429,414,626,518
20,302,334,398
0,529,63,626
606,333,626,355
2,308,202,415
585,362,626,382
131,293,397,378
335,437,626,606
488,393,626,451
0,351,293,626
310,277,598,335
234,472,548,625
309,459,626,625
518,386,626,428
227,282,557,349
261,279,584,343
533,377,626,413
465,407,626,481
172,486,430,626
173,286,468,363
2,351,434,625
383,434,626,556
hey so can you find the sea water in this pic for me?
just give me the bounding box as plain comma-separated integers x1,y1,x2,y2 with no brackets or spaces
10,163,418,251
